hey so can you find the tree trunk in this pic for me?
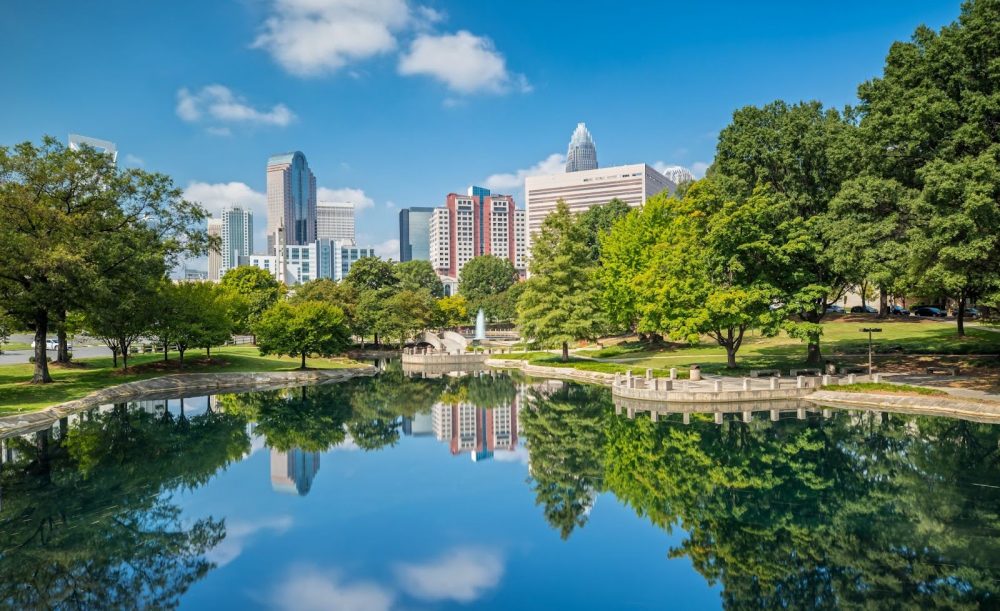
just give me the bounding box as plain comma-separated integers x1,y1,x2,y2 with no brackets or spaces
179,348,185,368
806,336,822,366
859,281,868,310
111,347,119,368
207,345,212,359
56,309,70,364
122,341,129,371
957,292,966,337
878,289,888,319
374,333,380,347
300,352,307,369
726,344,737,368
561,341,569,362
163,340,169,362
31,309,52,384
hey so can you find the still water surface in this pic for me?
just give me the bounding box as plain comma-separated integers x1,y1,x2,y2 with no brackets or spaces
1,365,999,609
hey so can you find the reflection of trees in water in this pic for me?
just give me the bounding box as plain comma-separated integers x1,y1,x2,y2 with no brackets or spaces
600,408,1000,608
0,402,249,608
520,382,611,539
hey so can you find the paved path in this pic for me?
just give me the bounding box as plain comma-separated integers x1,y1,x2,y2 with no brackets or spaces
884,373,1000,402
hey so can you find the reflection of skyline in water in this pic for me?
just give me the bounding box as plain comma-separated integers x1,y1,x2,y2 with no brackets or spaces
430,400,521,463
269,448,320,496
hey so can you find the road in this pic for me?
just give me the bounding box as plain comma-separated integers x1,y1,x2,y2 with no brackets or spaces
0,333,112,365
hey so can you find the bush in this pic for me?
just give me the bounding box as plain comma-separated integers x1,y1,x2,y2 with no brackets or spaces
28,356,52,364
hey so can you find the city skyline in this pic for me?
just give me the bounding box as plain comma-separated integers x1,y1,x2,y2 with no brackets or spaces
1,2,961,260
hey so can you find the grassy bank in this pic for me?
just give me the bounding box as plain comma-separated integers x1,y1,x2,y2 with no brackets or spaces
0,346,360,415
823,382,947,396
573,318,1000,376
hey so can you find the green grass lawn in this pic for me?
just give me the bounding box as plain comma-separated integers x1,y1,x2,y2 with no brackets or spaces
0,342,32,352
571,317,1000,375
0,346,361,415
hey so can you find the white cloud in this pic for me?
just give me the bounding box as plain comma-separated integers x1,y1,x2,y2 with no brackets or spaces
396,547,504,603
483,153,564,194
317,187,374,211
123,153,144,166
398,31,528,95
270,566,393,611
253,0,414,76
176,85,295,128
183,181,267,219
206,515,293,567
691,161,710,177
373,239,399,260
493,445,530,465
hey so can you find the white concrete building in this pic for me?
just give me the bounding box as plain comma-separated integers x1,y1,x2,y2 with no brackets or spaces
249,242,317,286
316,201,355,243
524,163,676,246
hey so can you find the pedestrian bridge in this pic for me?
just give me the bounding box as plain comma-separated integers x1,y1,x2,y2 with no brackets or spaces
415,330,468,354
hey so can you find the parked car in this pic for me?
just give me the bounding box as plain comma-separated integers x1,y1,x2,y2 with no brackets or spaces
826,304,845,314
964,307,981,318
912,306,947,317
850,305,877,314
890,305,910,316
30,338,71,350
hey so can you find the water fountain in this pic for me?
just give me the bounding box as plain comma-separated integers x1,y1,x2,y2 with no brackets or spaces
474,308,487,342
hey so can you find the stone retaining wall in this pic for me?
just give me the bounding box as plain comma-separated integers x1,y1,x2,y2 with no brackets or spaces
808,390,1000,423
614,385,816,403
402,353,488,366
485,358,617,386
0,366,376,439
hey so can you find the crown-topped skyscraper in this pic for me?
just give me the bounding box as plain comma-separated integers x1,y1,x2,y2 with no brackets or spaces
565,122,598,172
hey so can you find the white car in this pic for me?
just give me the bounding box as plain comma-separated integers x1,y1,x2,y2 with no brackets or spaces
30,338,71,351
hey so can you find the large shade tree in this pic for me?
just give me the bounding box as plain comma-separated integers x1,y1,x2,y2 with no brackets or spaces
0,137,208,382
254,300,351,369
518,201,605,360
858,0,1000,333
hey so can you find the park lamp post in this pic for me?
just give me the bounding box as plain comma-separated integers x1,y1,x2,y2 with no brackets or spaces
861,327,882,376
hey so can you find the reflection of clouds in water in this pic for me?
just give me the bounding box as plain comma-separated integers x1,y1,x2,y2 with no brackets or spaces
205,515,293,567
396,547,504,603
249,434,268,456
493,445,530,465
269,565,394,611
330,434,360,452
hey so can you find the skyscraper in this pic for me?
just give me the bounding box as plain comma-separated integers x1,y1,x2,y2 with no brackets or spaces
565,122,598,172
207,218,222,281
266,151,316,253
398,207,436,262
220,206,253,274
429,187,526,280
270,448,320,496
316,201,355,242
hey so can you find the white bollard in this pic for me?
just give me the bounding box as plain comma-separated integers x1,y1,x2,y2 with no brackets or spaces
713,380,723,393
796,375,805,389
822,374,831,386
770,409,780,421
670,368,677,380
822,409,832,419
650,410,658,422
714,412,723,425
848,373,856,384
646,368,653,380
742,378,751,391
796,408,806,420
770,377,779,390
742,411,752,423
682,412,690,425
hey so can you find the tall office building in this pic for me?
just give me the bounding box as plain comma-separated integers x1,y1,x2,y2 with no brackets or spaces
429,187,526,279
68,134,117,164
270,448,320,496
206,218,223,281
525,163,675,245
565,123,598,172
220,206,253,274
398,207,435,262
316,201,355,242
266,151,316,253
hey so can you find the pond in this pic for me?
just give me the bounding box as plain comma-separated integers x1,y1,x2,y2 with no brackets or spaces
1,365,999,609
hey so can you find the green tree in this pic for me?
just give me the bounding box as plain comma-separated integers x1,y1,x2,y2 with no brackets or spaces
711,101,860,364
84,272,160,370
436,294,470,327
824,176,915,316
164,282,233,366
379,289,437,347
291,278,360,341
255,300,351,368
577,198,632,262
0,137,208,383
857,0,1000,332
344,256,400,292
219,266,282,342
518,201,605,360
396,259,444,297
459,255,519,318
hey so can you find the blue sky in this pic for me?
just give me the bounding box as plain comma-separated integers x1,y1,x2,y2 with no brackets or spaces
1,0,960,262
